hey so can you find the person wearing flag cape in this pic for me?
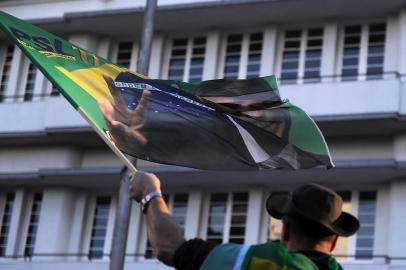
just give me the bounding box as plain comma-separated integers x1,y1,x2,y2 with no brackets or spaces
99,77,360,270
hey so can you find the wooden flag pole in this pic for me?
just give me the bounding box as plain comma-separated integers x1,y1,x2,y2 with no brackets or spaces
109,1,158,270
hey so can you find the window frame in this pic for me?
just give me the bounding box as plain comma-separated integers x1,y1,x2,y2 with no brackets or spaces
0,191,16,257
161,35,208,82
0,45,14,102
83,193,116,262
275,26,325,84
110,40,139,71
336,21,387,81
218,30,264,80
200,190,250,244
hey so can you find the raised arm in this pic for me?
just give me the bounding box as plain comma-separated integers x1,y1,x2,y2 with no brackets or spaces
129,171,186,266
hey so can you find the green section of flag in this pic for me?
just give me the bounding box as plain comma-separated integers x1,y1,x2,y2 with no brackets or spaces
0,11,110,132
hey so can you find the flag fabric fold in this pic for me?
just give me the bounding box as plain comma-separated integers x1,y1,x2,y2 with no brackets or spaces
0,11,333,171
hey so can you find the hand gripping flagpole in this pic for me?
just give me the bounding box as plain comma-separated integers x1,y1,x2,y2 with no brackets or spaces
109,1,157,270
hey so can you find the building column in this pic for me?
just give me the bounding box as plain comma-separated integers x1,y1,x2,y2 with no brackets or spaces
148,34,164,79
126,201,142,260
203,30,221,80
387,180,406,265
6,189,25,257
4,46,25,102
398,10,406,114
260,26,278,77
398,9,406,79
67,190,88,261
245,188,264,245
97,37,111,60
321,22,338,82
184,189,203,239
32,71,48,101
383,17,398,78
34,188,77,261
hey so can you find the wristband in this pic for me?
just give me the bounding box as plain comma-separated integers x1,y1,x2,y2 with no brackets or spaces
141,191,162,214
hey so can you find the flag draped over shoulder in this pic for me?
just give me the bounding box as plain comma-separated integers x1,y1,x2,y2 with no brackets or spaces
0,11,333,171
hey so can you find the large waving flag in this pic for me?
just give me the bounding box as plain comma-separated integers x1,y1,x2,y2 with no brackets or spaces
0,11,333,171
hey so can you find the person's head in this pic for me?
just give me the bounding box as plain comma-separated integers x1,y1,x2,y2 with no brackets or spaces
266,183,360,253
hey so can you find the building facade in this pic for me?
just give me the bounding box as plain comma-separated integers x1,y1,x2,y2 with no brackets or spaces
0,0,406,269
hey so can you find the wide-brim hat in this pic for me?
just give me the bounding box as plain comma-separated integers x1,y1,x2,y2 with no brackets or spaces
266,183,360,237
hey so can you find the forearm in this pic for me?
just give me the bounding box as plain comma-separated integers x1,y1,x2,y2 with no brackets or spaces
146,197,186,266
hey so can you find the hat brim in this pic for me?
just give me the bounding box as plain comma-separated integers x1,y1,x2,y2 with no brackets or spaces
329,211,360,237
266,192,290,219
266,193,360,237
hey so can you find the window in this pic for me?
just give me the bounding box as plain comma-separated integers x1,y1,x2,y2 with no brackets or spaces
144,193,188,259
0,46,14,102
340,23,386,81
355,191,376,259
205,192,248,244
0,192,15,256
279,28,323,84
24,192,42,257
50,85,60,96
167,37,206,82
115,42,134,69
24,63,37,102
222,33,263,80
88,196,111,260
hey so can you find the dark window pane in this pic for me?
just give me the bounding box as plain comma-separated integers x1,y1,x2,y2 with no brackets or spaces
283,51,299,60
173,39,188,46
368,45,384,54
189,67,203,76
118,42,133,50
369,24,386,32
304,71,320,78
282,61,299,70
172,49,186,56
228,34,243,43
345,36,361,45
343,58,359,66
250,33,263,41
248,54,261,62
225,55,240,64
227,45,241,53
249,43,262,51
284,41,300,48
307,39,322,47
211,193,228,202
281,72,297,80
285,30,301,38
308,28,323,36
224,65,239,74
193,48,205,55
344,47,360,56
305,60,321,69
367,56,384,65
247,64,260,72
359,192,377,201
369,34,385,43
345,25,362,34
193,37,206,45
230,227,245,235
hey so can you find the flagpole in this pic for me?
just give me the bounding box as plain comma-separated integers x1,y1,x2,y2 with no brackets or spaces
109,1,158,270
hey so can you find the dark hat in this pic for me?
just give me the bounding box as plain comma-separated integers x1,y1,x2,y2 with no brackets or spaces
266,183,360,237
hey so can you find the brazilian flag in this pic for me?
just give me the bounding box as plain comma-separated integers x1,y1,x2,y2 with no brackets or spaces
0,11,333,171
